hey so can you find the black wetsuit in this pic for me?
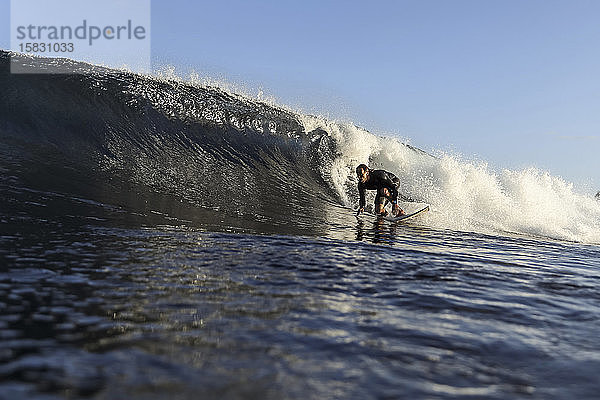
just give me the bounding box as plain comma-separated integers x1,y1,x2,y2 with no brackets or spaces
358,169,400,210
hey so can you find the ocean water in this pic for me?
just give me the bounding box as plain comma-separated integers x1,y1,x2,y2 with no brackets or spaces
1,52,600,399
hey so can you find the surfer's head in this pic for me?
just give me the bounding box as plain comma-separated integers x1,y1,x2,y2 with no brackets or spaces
356,164,369,183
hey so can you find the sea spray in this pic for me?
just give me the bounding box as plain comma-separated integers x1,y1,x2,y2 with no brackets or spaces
3,51,599,244
297,114,600,243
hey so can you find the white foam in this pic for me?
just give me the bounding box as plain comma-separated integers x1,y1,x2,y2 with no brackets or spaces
299,115,600,244
139,68,600,244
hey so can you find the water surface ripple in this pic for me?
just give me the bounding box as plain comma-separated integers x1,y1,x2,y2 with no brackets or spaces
2,203,599,399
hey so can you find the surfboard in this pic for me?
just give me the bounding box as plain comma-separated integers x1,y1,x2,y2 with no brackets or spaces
383,205,429,222
358,204,430,223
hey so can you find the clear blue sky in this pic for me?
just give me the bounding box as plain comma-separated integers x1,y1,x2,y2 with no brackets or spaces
2,0,599,192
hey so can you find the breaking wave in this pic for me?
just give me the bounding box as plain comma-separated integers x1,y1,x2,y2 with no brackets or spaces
2,51,599,243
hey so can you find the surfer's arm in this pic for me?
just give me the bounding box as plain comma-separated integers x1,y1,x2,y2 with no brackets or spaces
357,183,366,215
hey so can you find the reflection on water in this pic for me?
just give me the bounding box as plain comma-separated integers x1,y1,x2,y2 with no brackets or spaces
2,181,600,399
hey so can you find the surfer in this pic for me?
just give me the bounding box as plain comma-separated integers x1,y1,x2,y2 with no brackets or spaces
355,164,406,217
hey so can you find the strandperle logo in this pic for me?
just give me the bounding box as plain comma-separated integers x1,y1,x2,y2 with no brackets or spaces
15,20,147,46
10,0,151,74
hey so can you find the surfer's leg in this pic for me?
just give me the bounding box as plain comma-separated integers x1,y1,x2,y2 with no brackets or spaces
392,203,405,217
376,189,389,215
389,181,405,216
